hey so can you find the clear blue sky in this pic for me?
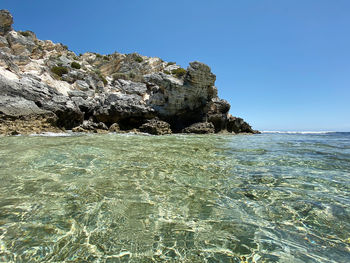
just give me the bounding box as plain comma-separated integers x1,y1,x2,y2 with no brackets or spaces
2,0,350,131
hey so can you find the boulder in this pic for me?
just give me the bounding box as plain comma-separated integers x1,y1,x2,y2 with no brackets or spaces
227,116,260,134
206,98,231,132
139,118,172,135
72,120,108,133
109,123,120,132
182,122,215,134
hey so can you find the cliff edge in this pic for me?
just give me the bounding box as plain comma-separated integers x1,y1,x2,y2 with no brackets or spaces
0,10,259,135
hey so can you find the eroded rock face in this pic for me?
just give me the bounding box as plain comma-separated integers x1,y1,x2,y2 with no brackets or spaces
93,93,156,128
0,10,13,36
0,10,258,135
6,31,36,56
0,96,59,135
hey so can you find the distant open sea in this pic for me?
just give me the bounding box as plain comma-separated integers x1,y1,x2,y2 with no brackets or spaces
0,132,349,262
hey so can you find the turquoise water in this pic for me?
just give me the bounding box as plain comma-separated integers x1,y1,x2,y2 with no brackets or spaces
0,132,349,262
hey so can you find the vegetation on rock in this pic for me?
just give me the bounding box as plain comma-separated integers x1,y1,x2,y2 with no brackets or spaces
71,62,81,69
51,66,68,77
19,31,31,37
171,67,187,78
100,75,108,86
134,56,143,63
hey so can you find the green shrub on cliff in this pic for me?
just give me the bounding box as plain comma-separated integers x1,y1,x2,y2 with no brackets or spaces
94,70,107,85
51,66,68,76
172,68,186,78
100,75,107,85
71,62,81,69
134,56,143,63
167,62,176,66
19,31,31,37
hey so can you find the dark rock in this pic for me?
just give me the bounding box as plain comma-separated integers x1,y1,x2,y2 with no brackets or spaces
227,116,259,134
139,118,172,135
41,96,83,129
72,120,108,133
207,113,227,132
205,98,231,132
182,122,215,134
93,93,155,126
208,98,230,113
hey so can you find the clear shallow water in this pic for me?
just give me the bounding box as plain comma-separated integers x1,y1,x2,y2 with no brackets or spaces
0,132,349,263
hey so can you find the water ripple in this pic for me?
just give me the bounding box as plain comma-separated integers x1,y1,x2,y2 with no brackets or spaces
0,133,349,262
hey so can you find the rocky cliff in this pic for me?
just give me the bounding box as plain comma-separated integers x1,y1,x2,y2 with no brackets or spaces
0,10,259,135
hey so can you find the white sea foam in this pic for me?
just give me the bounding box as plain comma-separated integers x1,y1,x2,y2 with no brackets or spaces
29,132,74,137
261,131,335,134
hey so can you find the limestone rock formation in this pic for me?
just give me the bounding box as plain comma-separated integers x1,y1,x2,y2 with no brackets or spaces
72,120,108,133
0,10,13,36
0,10,259,135
109,123,120,132
139,118,172,135
227,115,259,134
182,122,215,134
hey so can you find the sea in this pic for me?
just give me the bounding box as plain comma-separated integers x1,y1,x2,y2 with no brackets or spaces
0,132,349,262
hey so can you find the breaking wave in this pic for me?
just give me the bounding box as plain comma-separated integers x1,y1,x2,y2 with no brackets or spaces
261,131,337,134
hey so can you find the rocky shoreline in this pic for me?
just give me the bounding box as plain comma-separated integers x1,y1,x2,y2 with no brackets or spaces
0,10,259,136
